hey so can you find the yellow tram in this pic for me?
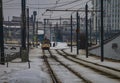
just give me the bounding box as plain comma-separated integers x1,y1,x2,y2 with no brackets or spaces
41,38,50,50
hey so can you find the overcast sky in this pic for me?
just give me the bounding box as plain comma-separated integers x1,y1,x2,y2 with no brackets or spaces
3,0,92,21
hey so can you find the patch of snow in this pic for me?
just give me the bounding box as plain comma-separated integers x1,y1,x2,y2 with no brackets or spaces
8,69,50,83
1,42,120,83
50,42,69,49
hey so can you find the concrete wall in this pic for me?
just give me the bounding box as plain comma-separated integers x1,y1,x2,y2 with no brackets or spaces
89,35,120,60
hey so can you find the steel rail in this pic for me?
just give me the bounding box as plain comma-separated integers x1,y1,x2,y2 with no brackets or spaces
48,50,92,83
42,50,61,83
61,49,120,72
56,50,120,80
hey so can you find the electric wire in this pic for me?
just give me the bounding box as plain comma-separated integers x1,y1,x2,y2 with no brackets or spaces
49,0,83,9
3,0,92,21
4,0,79,5
46,0,91,19
27,0,75,6
44,0,85,19
65,0,90,10
3,0,15,3
71,0,91,14
4,0,82,9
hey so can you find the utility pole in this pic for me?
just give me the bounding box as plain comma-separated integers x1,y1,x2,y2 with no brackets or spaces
26,8,29,58
56,22,58,43
70,15,73,52
44,19,46,37
95,14,98,44
8,16,10,42
31,15,34,46
89,18,92,46
26,7,30,68
36,20,38,48
95,1,98,45
101,0,104,62
21,0,27,62
76,11,79,55
85,4,88,58
50,23,52,42
0,0,5,65
33,11,37,47
21,0,26,49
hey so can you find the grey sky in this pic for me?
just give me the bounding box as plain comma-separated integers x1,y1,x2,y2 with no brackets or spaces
3,0,91,21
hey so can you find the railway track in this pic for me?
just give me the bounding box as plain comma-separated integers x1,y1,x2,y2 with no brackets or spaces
55,49,120,82
42,50,92,83
42,50,61,83
61,49,120,72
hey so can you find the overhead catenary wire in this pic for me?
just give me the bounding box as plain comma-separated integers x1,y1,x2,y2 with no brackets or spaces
3,0,92,21
27,0,75,6
4,0,82,9
43,0,86,19
4,0,80,6
44,0,91,18
44,1,90,20
71,0,91,14
3,0,88,10
66,0,90,10
49,0,83,9
3,0,15,3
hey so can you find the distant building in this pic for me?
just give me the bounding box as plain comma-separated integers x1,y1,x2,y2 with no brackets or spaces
12,16,21,22
43,18,86,42
92,0,120,32
61,18,86,42
42,17,87,42
3,16,44,44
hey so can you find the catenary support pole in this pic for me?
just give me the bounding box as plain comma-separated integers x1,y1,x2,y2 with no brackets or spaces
44,19,46,37
26,8,30,68
70,15,73,52
101,0,104,62
50,23,52,42
21,0,26,49
76,11,79,55
33,11,37,47
95,0,98,45
95,15,98,44
89,18,92,46
36,20,38,48
0,0,5,65
85,4,88,58
21,0,29,62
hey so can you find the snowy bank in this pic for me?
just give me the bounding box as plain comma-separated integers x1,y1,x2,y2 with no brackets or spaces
1,69,51,83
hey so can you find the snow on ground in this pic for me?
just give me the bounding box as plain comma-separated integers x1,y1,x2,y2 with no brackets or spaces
0,42,120,83
0,48,51,83
51,50,120,83
64,48,120,70
50,42,69,49
7,69,49,83
0,42,68,83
